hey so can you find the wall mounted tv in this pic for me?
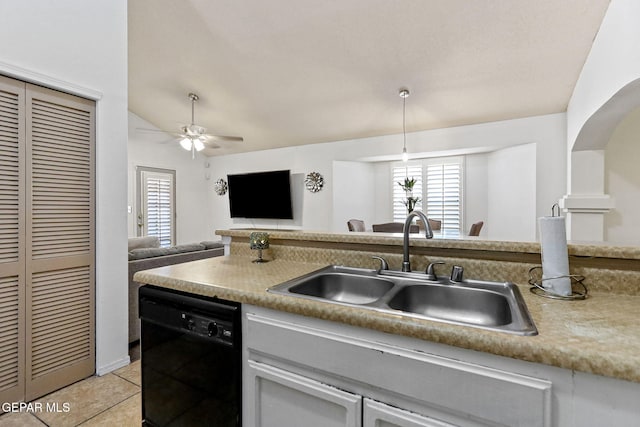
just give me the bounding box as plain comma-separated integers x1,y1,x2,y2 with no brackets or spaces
227,169,294,219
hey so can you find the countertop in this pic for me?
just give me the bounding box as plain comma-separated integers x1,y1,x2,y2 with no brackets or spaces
217,228,640,260
134,255,640,384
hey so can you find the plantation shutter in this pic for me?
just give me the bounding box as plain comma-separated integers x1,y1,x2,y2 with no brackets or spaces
138,168,175,247
392,164,423,222
425,161,462,233
0,75,25,404
25,83,95,401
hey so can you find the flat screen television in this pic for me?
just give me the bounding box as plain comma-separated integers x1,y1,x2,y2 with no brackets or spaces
227,169,294,219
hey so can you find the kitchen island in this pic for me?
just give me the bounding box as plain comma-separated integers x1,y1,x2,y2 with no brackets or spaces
134,231,640,426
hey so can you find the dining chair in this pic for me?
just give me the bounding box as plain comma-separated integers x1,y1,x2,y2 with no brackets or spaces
347,219,366,232
468,221,484,236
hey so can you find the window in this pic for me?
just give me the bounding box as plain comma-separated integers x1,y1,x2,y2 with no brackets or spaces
392,163,423,222
425,159,462,233
391,158,463,233
136,167,176,247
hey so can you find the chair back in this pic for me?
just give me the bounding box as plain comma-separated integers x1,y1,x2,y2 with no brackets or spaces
468,221,484,236
427,219,442,231
347,219,365,232
372,222,418,233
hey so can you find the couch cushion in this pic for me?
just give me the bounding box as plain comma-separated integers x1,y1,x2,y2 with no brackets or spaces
128,236,160,251
174,243,206,253
200,240,224,250
128,247,178,260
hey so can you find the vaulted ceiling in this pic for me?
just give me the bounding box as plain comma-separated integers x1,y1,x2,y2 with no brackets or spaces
128,0,610,156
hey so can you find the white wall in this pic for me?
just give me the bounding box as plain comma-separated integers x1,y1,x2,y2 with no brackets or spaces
487,144,537,241
332,161,376,232
208,113,566,239
372,163,393,224
0,1,129,374
465,154,489,236
605,107,640,244
128,112,215,243
208,144,338,231
568,0,640,151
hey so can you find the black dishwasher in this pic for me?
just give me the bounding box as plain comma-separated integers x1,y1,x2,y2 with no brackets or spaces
139,285,241,427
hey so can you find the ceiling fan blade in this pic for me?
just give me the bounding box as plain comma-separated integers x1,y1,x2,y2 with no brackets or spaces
202,140,221,149
203,134,244,142
136,127,182,137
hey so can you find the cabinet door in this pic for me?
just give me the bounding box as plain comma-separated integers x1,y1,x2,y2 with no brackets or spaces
246,360,362,427
363,398,458,427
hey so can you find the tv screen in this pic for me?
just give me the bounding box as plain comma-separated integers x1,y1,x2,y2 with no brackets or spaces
227,170,294,219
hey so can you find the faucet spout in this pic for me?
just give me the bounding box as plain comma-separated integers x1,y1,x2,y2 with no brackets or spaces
402,210,433,272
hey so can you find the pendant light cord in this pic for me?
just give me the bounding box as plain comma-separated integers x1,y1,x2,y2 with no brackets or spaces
403,95,406,152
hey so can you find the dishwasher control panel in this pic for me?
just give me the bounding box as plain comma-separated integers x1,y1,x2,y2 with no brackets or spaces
181,312,234,345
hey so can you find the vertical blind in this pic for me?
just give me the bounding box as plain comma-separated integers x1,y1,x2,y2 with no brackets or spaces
141,170,175,247
392,164,423,222
425,162,462,232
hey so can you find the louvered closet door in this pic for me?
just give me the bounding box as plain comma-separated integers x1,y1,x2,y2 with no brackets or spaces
25,84,95,400
0,76,26,404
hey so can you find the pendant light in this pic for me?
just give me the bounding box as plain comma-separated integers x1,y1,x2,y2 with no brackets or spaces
399,88,410,162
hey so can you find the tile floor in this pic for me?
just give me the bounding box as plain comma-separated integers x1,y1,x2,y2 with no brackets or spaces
0,351,141,427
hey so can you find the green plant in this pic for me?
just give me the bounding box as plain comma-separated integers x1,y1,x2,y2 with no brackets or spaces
397,177,417,192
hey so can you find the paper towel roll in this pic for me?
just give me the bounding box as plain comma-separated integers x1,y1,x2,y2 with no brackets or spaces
538,216,572,296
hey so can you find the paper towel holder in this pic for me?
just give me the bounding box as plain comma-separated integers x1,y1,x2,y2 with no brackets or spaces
528,266,588,300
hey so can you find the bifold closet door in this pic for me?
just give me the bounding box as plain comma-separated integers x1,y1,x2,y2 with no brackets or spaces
0,76,26,405
24,84,95,401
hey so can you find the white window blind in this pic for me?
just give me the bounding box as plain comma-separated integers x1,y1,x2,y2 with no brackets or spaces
425,161,462,233
392,164,423,222
137,167,175,247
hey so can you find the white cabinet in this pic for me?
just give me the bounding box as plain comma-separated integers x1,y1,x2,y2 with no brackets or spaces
245,360,455,427
243,305,640,427
244,307,550,427
246,360,362,427
363,399,457,427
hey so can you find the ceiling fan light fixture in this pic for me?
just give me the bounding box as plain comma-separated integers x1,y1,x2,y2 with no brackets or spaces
193,139,205,151
179,138,192,151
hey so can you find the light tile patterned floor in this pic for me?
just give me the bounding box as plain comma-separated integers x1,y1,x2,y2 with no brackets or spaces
0,360,141,427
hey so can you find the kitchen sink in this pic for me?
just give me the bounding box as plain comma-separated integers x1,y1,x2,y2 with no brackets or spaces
268,265,537,335
287,273,395,304
387,284,512,327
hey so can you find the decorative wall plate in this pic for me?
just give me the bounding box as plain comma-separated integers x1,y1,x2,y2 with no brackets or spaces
305,171,324,193
214,178,228,195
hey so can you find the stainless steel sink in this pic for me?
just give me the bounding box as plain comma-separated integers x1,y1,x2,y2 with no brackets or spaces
268,265,537,335
387,284,512,327
287,272,395,304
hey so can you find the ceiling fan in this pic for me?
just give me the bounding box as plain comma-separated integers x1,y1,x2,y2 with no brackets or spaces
139,92,243,158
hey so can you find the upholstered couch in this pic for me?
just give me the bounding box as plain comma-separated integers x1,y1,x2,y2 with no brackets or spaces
128,236,225,343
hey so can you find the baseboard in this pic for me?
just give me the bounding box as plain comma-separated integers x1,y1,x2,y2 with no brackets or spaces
96,355,131,376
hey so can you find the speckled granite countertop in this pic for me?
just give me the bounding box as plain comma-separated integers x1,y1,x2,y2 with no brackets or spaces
134,255,640,384
217,229,640,259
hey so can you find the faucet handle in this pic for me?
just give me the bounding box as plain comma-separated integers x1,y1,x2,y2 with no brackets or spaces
371,256,389,271
450,265,464,283
425,261,445,280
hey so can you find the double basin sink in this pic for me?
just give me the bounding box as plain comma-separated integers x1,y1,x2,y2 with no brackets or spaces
269,265,537,335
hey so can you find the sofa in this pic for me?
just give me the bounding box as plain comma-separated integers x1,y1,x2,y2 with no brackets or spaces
128,236,225,343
